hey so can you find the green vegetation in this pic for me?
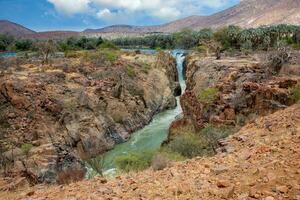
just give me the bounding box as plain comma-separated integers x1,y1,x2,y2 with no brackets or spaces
0,34,14,51
115,151,155,172
21,143,33,155
290,85,300,102
86,155,105,176
126,65,136,78
112,24,300,51
200,123,237,152
198,87,219,105
57,36,104,51
167,133,213,158
99,41,119,50
113,122,237,174
80,49,120,66
115,149,184,173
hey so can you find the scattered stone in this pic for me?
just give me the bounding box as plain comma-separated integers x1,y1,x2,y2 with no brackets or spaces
217,180,231,188
213,165,229,175
276,185,289,193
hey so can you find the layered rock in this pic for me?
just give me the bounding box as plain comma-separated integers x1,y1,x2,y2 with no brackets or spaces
0,51,178,184
172,51,300,134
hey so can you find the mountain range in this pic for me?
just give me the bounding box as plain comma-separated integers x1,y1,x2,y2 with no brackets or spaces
1,0,300,38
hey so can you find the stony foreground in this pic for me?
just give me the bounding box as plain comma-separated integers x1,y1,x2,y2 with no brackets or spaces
2,102,299,200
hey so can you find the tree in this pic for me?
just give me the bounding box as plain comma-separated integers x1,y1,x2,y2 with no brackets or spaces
173,29,198,49
15,39,33,51
36,40,57,65
0,34,14,51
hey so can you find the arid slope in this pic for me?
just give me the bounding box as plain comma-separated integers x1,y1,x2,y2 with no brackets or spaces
4,101,299,200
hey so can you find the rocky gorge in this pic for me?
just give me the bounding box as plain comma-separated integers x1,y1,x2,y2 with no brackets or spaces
0,50,179,184
0,48,300,199
1,49,299,200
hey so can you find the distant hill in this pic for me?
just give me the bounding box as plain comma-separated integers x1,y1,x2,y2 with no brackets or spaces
26,31,80,39
86,0,300,33
1,0,300,38
0,20,35,37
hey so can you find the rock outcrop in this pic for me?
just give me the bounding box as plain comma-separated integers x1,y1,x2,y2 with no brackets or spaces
174,51,300,133
0,51,178,184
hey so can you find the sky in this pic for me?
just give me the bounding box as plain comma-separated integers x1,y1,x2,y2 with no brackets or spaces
0,0,240,31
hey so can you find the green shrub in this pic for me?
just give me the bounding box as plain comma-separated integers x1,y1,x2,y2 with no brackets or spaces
290,85,300,102
126,65,136,78
21,143,33,155
198,87,219,105
115,151,154,173
141,63,151,74
100,49,119,62
86,155,105,176
99,41,119,50
158,147,185,161
151,153,169,171
65,50,84,58
293,43,300,50
200,123,237,151
82,50,119,65
167,134,212,158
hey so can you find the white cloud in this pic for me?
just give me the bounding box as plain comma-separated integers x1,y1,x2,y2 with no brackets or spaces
48,0,238,23
48,0,92,15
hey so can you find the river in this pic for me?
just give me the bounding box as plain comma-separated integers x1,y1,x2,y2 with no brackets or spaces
87,49,186,177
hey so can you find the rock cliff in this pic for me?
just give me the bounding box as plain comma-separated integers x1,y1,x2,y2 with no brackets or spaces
0,51,178,184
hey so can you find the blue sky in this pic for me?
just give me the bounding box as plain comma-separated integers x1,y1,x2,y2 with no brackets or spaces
0,0,240,32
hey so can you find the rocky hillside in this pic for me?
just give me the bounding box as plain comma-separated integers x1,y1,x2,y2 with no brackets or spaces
2,91,299,200
0,20,35,38
157,0,300,32
87,0,300,33
2,0,299,38
0,51,179,184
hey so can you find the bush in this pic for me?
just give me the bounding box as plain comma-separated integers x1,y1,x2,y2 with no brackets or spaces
126,65,136,78
86,155,105,176
99,41,119,50
198,87,219,105
167,134,212,158
81,50,119,66
151,153,169,171
21,143,33,155
290,85,300,102
115,151,154,173
200,123,237,151
65,50,84,58
100,49,119,62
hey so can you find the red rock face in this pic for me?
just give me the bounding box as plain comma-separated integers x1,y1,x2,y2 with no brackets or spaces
0,81,30,109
